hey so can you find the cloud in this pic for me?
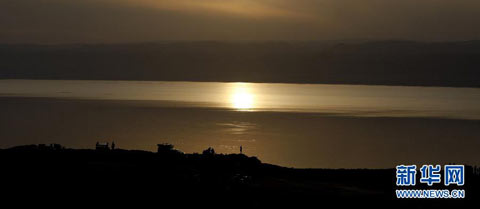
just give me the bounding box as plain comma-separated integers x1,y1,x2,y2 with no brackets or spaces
0,0,480,43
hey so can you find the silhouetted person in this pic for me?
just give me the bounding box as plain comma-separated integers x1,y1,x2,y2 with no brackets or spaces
111,141,115,150
240,145,243,154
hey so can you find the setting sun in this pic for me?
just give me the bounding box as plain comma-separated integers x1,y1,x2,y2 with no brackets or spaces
230,83,254,109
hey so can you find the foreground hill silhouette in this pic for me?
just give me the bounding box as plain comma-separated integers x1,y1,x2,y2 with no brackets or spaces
1,144,478,208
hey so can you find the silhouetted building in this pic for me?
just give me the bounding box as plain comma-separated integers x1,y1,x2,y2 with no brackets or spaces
202,147,215,156
96,142,110,151
157,143,174,153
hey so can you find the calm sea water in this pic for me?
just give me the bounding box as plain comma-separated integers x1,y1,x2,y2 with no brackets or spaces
1,79,480,168
1,79,480,120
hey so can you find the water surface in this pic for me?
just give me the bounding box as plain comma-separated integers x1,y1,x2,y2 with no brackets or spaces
1,80,480,168
1,79,480,119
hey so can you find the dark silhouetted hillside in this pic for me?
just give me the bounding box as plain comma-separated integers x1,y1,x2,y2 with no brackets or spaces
0,144,478,208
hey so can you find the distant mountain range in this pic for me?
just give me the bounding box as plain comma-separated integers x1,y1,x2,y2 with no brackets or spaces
1,41,479,87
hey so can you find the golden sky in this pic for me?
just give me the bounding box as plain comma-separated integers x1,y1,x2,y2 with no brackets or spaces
1,0,480,43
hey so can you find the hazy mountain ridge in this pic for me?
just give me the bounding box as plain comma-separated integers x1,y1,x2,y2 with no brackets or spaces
1,41,479,87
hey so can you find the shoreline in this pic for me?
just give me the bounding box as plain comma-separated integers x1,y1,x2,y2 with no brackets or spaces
1,144,478,207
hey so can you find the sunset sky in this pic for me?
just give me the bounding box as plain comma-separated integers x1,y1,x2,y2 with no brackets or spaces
1,0,480,43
